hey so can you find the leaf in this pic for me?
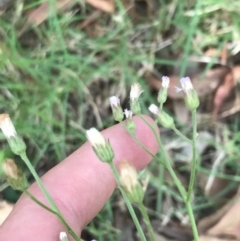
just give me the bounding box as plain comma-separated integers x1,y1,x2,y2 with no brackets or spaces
19,0,74,36
86,0,114,13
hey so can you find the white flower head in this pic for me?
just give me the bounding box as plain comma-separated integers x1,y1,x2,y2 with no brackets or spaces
130,83,144,101
59,232,68,241
148,104,159,115
109,96,120,108
2,159,19,180
180,77,193,94
162,76,170,88
0,114,17,139
119,161,138,193
124,109,133,119
86,128,106,148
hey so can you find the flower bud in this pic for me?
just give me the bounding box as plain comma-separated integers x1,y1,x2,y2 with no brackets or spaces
180,77,199,111
119,161,144,203
109,96,124,122
124,109,136,132
86,128,114,163
149,104,174,128
157,76,170,105
2,159,28,190
130,83,144,114
0,114,26,156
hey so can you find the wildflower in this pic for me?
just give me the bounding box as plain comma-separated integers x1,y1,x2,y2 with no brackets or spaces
2,159,28,190
124,109,133,119
158,76,170,105
86,128,114,163
124,109,135,131
109,96,124,122
0,114,26,156
179,77,199,111
130,83,144,114
149,104,174,128
119,161,144,203
59,232,69,241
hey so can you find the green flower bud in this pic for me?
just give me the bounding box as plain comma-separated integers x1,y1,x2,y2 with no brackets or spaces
157,76,170,105
0,114,27,156
130,83,144,114
109,96,124,122
180,77,199,111
149,104,174,128
124,109,136,132
86,128,114,163
119,161,144,203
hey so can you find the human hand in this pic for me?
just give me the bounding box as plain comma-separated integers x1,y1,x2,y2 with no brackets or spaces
0,116,158,241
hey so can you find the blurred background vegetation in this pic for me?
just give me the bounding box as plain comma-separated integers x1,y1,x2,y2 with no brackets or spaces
1,0,240,240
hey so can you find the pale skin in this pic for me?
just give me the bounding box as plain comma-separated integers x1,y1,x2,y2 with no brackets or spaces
0,116,158,241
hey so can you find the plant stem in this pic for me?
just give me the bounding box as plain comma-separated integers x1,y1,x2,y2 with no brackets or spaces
20,152,82,241
109,162,147,241
172,125,192,144
187,110,197,201
138,202,156,241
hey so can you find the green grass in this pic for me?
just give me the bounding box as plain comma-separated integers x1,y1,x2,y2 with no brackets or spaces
1,0,240,240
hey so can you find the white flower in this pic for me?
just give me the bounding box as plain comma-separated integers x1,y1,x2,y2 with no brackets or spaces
59,232,68,241
86,128,106,148
148,104,159,115
180,77,193,94
119,161,138,193
0,114,17,139
130,83,144,101
162,76,170,88
124,109,133,119
109,96,120,107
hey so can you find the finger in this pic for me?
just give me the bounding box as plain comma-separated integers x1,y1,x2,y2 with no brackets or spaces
0,116,158,241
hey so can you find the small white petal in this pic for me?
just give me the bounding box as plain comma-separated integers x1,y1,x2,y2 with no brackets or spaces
180,77,193,93
124,109,133,119
109,96,120,107
175,86,183,93
130,83,144,101
162,76,170,88
0,114,17,139
60,232,68,241
148,104,159,115
86,128,106,148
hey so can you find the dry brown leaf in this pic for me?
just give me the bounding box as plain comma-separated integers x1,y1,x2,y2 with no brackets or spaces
86,0,114,13
19,0,74,36
207,196,240,239
198,200,234,234
0,200,14,225
199,235,233,241
19,0,114,36
213,71,235,116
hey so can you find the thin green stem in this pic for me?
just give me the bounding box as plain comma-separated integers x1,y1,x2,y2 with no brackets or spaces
172,125,192,144
24,190,56,214
158,139,199,241
109,162,147,241
187,110,197,201
120,122,166,167
138,202,156,241
20,152,82,241
137,115,199,241
156,165,164,215
185,202,199,241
